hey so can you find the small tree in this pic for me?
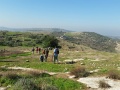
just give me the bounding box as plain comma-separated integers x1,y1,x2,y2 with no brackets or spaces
42,35,59,48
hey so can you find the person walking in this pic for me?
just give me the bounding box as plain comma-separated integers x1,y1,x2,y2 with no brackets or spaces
32,47,35,54
40,54,44,62
38,48,41,54
45,48,49,62
36,47,39,53
53,47,59,64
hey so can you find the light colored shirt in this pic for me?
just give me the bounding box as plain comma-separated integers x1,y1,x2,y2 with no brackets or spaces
53,48,58,56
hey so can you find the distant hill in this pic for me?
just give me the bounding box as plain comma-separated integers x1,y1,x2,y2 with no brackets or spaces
0,27,71,32
60,32,117,52
0,27,118,52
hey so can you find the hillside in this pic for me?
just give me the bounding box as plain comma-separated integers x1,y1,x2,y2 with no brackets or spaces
0,30,118,52
0,31,59,48
0,27,71,32
61,32,117,52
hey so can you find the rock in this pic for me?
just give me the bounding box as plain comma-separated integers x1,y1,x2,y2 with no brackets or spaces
81,63,85,65
26,60,29,62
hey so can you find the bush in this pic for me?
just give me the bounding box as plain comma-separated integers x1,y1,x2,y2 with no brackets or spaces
107,70,120,80
2,71,20,80
42,35,59,48
0,71,20,86
99,80,111,88
70,66,89,78
43,85,58,90
38,77,85,90
12,78,39,90
26,70,51,77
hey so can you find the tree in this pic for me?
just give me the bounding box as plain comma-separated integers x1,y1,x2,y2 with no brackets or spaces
42,35,59,48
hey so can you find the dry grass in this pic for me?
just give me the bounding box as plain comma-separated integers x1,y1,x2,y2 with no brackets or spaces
55,73,68,79
70,66,89,78
2,71,20,79
26,70,50,77
107,70,120,80
99,80,111,88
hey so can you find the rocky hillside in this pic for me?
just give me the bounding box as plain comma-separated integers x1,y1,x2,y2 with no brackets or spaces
60,32,117,52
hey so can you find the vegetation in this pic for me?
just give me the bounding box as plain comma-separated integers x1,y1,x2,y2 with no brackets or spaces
12,78,39,90
99,80,111,88
70,66,89,78
64,32,117,52
0,31,59,48
107,70,120,80
0,30,120,89
0,69,85,90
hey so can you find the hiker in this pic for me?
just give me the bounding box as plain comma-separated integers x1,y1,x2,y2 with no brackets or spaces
45,48,49,62
53,47,59,63
42,48,45,55
38,48,41,54
32,47,35,54
40,54,44,62
36,47,39,53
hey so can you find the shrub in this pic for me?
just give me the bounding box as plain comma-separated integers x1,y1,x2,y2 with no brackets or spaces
42,35,59,48
2,71,20,80
0,71,20,86
70,66,89,78
99,80,111,88
107,70,120,80
38,77,84,90
43,85,58,90
12,78,39,90
26,70,51,77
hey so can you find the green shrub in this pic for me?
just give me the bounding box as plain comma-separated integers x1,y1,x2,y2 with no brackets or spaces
0,71,20,86
42,85,58,90
24,38,31,41
12,78,39,90
0,77,16,86
70,66,89,78
2,71,20,80
37,77,85,90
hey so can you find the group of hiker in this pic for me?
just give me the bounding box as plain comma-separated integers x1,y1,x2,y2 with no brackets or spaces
32,47,41,54
32,47,59,64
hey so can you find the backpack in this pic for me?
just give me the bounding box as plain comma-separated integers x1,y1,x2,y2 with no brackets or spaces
55,48,59,54
40,55,44,62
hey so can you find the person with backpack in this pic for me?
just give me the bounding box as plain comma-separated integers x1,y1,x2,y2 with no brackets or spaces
53,47,59,64
40,54,44,62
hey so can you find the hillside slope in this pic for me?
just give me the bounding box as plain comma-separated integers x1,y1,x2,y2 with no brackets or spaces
62,32,117,52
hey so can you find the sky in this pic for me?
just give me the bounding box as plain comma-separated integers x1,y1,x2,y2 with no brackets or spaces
0,0,120,36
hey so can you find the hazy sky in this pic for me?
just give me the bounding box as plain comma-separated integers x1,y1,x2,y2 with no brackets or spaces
0,0,120,36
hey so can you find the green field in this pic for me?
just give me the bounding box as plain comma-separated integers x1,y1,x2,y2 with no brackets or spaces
0,45,120,90
0,31,120,90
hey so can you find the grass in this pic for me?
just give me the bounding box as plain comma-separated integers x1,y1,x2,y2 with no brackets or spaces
0,69,86,90
12,78,39,90
0,52,31,60
99,80,111,88
18,62,74,72
1,46,120,89
70,66,89,78
107,70,120,80
36,77,86,90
